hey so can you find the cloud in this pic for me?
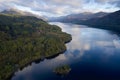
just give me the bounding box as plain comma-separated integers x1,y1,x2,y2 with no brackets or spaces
110,0,120,7
0,0,120,17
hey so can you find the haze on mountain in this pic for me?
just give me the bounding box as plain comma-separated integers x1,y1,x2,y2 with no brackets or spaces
0,0,120,80
81,10,120,32
48,12,109,22
0,0,120,33
0,0,120,17
0,9,47,21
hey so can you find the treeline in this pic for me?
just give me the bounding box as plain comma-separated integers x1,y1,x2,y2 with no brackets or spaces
0,14,72,80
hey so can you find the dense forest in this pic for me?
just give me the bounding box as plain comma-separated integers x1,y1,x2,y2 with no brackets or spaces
0,14,72,80
54,65,71,75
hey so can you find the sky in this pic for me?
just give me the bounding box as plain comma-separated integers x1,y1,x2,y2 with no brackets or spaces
0,0,120,17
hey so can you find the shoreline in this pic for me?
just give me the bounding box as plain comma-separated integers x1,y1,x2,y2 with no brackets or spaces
7,39,72,80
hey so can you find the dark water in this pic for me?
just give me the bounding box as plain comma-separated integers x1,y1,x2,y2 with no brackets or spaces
12,22,120,80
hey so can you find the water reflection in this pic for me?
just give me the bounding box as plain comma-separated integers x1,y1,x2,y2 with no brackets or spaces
54,22,120,58
12,22,120,80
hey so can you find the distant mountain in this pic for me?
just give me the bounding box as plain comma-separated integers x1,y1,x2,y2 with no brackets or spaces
81,10,120,32
1,9,32,15
49,10,120,33
0,9,47,21
48,12,109,23
1,9,21,15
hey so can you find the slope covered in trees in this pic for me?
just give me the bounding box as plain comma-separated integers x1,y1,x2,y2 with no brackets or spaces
76,10,120,32
0,14,72,80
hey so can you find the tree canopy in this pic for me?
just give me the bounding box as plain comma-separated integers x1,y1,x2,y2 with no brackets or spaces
0,14,72,80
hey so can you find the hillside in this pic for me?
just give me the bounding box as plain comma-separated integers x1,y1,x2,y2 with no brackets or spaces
1,10,21,15
49,12,109,23
81,10,120,32
0,9,47,20
49,10,120,33
0,14,72,80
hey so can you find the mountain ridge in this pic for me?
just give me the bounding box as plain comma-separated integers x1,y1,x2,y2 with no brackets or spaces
81,10,120,32
48,12,109,22
0,9,47,21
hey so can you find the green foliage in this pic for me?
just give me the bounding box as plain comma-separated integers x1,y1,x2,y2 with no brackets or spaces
0,14,72,80
54,65,71,75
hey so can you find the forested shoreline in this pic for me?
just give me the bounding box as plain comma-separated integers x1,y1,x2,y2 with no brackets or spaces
0,14,72,80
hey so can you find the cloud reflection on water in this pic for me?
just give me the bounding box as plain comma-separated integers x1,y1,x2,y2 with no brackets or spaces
12,22,120,80
51,22,120,61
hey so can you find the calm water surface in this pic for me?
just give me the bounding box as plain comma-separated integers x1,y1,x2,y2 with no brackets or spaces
12,22,120,80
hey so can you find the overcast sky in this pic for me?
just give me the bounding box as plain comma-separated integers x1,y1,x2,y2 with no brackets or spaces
0,0,120,17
